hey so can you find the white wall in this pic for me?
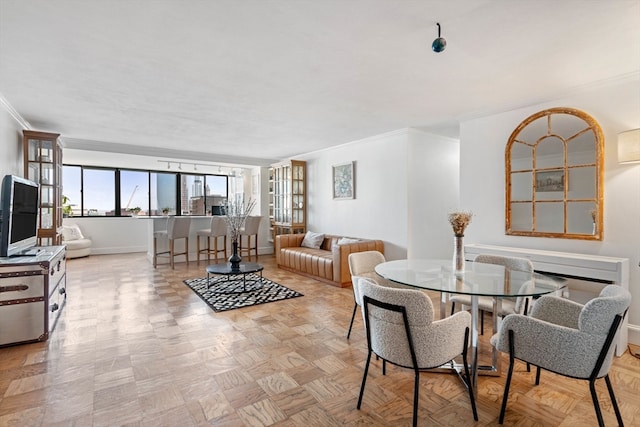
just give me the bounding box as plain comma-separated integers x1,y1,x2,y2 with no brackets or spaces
460,76,640,344
63,217,147,254
407,130,460,259
0,103,24,177
298,128,459,261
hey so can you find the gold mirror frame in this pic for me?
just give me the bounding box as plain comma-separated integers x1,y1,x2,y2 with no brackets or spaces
505,107,604,240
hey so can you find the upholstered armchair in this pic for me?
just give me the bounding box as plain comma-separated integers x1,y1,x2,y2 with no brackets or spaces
450,254,534,333
491,285,631,426
347,251,406,338
357,278,478,427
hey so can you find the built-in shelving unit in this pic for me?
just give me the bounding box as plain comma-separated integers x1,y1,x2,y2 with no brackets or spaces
23,130,63,246
269,160,306,241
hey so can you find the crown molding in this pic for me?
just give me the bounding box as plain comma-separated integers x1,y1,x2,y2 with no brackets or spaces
0,92,31,129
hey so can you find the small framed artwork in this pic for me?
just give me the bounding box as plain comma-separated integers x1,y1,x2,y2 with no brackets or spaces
536,170,564,192
332,161,355,200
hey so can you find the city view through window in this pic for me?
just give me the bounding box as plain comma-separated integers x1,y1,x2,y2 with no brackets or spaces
62,166,230,217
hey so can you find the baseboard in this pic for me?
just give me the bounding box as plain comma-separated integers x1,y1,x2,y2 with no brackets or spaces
628,323,640,346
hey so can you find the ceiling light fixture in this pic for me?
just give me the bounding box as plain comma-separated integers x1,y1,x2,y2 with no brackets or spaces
167,162,171,169
432,22,446,53
178,163,182,170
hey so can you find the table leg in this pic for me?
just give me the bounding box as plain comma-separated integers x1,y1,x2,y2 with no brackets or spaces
440,292,448,320
492,297,502,372
470,295,479,391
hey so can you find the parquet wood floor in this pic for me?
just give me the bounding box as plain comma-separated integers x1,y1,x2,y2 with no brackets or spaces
1,253,639,426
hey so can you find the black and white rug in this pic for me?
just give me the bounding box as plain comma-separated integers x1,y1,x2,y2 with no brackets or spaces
183,274,304,312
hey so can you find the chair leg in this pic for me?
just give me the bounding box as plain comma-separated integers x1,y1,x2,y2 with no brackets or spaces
535,366,541,385
589,379,606,427
185,237,189,264
499,329,516,424
153,236,158,268
223,236,228,259
382,359,386,375
357,351,373,409
412,371,420,427
170,239,175,269
347,302,358,339
462,327,479,421
604,374,625,427
481,309,485,335
450,301,456,316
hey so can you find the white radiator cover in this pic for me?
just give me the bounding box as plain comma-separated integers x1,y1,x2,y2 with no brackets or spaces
465,243,629,357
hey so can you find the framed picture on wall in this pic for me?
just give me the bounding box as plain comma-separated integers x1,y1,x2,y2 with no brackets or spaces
332,161,355,200
536,170,564,192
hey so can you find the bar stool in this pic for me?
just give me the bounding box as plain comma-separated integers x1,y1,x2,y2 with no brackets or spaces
196,216,228,263
153,216,191,269
239,216,262,260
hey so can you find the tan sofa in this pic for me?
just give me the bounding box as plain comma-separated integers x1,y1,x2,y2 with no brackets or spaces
275,234,384,287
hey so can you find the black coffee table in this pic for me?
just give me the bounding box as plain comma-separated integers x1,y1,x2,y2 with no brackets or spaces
206,262,264,293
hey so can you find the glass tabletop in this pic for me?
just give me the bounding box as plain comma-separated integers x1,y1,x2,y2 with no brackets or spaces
206,262,263,275
374,259,565,297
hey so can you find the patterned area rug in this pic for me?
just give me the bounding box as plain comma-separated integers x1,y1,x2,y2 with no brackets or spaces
183,274,304,312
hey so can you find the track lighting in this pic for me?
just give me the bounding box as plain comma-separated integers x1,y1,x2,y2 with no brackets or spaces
156,160,236,175
432,22,446,53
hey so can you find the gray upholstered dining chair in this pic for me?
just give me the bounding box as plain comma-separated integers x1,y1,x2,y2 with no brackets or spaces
153,216,191,269
357,278,478,427
450,254,534,334
347,251,401,339
196,216,228,263
491,284,631,426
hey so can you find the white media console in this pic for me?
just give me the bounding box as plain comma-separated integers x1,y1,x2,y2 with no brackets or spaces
465,243,630,357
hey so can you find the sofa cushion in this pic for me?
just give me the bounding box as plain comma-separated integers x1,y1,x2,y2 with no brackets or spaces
301,231,325,249
337,237,360,245
62,224,84,241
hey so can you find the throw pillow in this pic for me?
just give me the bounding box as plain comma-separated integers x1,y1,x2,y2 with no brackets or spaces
62,224,84,241
337,237,360,245
301,231,325,249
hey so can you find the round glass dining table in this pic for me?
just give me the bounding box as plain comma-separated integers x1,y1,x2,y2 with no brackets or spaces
374,259,566,389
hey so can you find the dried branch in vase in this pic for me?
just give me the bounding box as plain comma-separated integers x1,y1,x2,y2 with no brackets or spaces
223,198,257,243
448,211,473,237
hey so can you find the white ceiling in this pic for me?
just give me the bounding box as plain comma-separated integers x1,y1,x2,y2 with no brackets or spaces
1,0,639,167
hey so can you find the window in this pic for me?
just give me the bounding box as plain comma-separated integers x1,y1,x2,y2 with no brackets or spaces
62,165,229,217
180,174,229,215
151,172,177,215
120,170,149,216
62,165,81,217
83,168,115,216
205,175,227,215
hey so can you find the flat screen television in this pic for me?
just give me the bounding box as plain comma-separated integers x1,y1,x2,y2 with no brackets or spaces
0,175,39,257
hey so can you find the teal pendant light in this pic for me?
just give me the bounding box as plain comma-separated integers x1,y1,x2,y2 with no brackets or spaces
432,22,446,53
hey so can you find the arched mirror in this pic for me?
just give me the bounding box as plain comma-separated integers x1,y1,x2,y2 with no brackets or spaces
506,107,604,240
